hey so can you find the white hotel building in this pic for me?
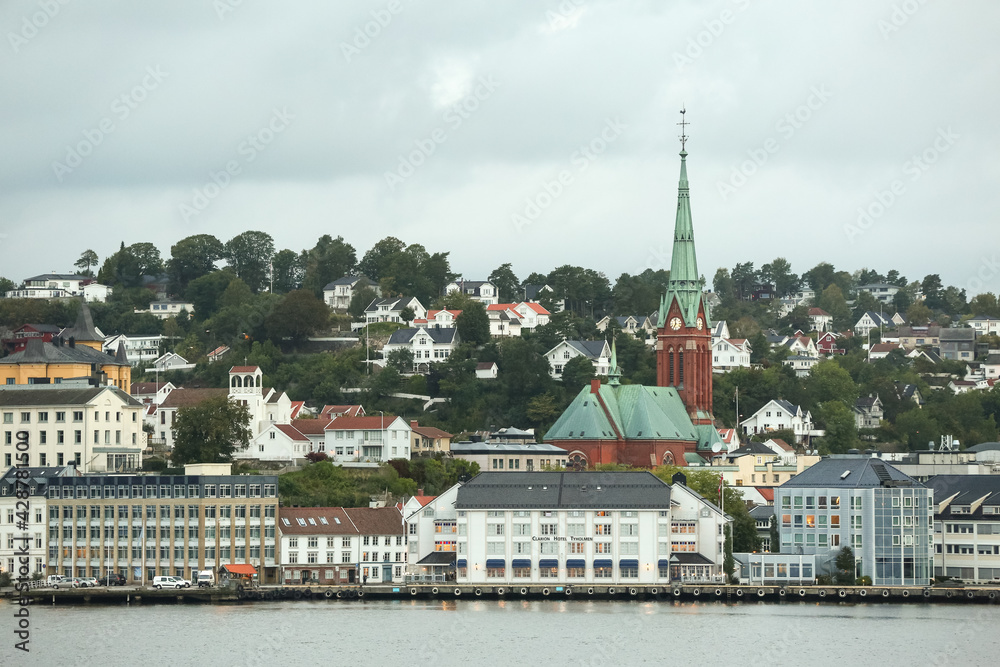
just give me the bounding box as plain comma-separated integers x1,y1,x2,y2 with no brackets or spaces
453,471,729,586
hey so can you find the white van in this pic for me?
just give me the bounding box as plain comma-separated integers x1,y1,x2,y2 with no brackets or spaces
46,574,64,587
152,576,190,590
196,570,215,588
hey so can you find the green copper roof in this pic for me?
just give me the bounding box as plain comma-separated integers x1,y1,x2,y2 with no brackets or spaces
544,382,720,450
658,150,709,329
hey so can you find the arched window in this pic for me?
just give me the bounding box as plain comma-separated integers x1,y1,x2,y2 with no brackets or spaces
233,376,241,388
662,451,675,466
256,375,261,387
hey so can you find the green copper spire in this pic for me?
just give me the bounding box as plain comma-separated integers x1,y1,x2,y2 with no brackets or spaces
658,108,707,329
608,337,621,386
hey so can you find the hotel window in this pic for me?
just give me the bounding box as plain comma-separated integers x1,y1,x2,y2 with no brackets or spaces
830,515,840,528
595,524,611,535
595,542,611,554
486,542,505,555
594,564,612,579
486,564,505,579
540,524,556,535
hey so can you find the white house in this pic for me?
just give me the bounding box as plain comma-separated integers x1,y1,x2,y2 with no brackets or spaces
856,283,901,304
712,338,752,373
278,506,406,586
967,316,1000,337
82,283,112,303
783,355,819,378
364,296,427,324
238,423,315,465
854,311,892,336
486,305,523,338
129,381,175,406
544,340,611,379
711,320,730,345
782,335,818,357
475,362,498,380
0,465,78,579
382,327,460,372
740,399,815,445
444,280,498,306
414,309,461,328
8,273,90,299
135,300,195,320
151,352,195,372
853,395,884,431
512,302,551,329
807,308,833,332
323,415,411,463
322,275,378,311
102,334,163,366
867,342,903,360
404,484,460,582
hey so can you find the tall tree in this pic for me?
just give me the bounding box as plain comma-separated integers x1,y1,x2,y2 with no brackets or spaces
265,290,330,345
817,284,852,330
456,301,490,347
301,235,357,296
97,242,143,288
171,396,251,466
560,355,596,394
358,236,407,283
167,234,224,294
730,262,758,301
760,257,798,298
126,242,164,276
223,231,274,293
803,262,837,293
489,263,520,303
75,249,99,276
921,274,945,310
270,249,302,294
185,270,236,320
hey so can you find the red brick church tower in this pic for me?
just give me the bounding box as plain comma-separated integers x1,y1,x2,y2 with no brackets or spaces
656,111,714,426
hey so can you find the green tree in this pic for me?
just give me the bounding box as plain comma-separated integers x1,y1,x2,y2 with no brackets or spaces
456,301,490,346
75,249,99,276
171,396,251,466
0,277,16,295
968,293,1000,318
349,286,379,320
921,274,945,310
224,231,274,293
560,355,595,394
399,306,415,325
760,257,798,298
907,302,933,326
804,262,837,293
97,242,144,288
386,348,414,373
185,270,236,320
358,236,407,283
817,284,852,330
488,263,520,303
270,249,302,294
769,515,779,553
723,524,735,583
808,360,859,407
168,234,224,294
301,235,357,296
265,290,329,345
834,546,856,584
731,262,758,300
817,401,859,454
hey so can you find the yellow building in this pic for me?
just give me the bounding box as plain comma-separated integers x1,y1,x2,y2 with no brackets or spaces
0,301,131,390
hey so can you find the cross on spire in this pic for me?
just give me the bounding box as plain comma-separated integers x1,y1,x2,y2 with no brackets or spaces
677,107,689,151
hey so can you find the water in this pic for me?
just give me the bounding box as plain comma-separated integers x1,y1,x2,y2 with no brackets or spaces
2,598,997,666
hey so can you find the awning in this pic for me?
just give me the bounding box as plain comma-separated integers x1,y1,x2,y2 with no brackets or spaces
511,559,531,568
538,559,558,569
221,564,256,576
416,552,456,565
565,559,585,569
618,559,639,568
593,559,613,568
485,559,506,568
658,559,671,568
456,559,467,568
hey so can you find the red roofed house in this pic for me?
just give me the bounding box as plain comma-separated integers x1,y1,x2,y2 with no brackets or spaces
868,342,903,361
414,309,461,328
324,415,412,463
816,331,845,356
320,405,365,419
512,301,550,329
409,421,454,456
237,422,313,465
808,308,833,332
278,506,406,585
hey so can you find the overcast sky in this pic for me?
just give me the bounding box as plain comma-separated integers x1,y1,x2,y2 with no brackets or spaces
1,1,997,296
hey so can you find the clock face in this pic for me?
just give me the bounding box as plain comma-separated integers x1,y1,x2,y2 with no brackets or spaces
669,317,683,331
696,317,704,330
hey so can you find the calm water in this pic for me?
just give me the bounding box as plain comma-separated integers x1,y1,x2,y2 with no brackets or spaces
2,597,997,666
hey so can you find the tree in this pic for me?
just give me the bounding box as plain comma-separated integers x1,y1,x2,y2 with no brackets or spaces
265,290,329,345
399,306,415,325
760,257,798,298
358,236,407,283
808,360,859,407
349,286,379,319
126,242,164,276
75,249,99,276
769,515,779,554
301,235,357,296
723,524,735,583
731,262,757,301
0,277,15,295
817,401,859,454
560,355,595,394
803,262,837,293
968,293,1000,318
270,249,302,294
186,270,236,320
489,263,520,303
906,302,933,326
168,234,224,294
385,348,414,374
834,546,856,584
713,267,735,305
97,242,143,288
817,284,852,330
456,302,490,346
224,231,275,293
171,396,251,466
921,274,945,310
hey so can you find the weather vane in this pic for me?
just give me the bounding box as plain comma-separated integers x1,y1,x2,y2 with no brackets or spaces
678,107,689,151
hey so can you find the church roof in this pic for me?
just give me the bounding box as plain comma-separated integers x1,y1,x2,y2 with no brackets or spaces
59,299,104,343
0,337,129,368
544,382,706,446
659,145,709,329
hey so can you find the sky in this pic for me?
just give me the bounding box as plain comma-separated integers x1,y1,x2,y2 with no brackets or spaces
1,1,997,296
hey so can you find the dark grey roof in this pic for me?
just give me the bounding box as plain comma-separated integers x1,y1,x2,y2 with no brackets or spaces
25,273,86,282
966,442,1000,453
365,296,421,313
416,552,456,565
0,337,129,368
59,299,104,342
450,442,567,455
773,399,798,414
668,553,715,565
387,327,458,345
939,328,976,342
924,475,1000,512
522,284,549,301
0,465,77,495
0,386,140,407
322,275,367,290
728,442,777,458
455,472,671,510
779,457,921,489
566,340,608,359
749,505,774,520
15,324,62,334
855,396,880,409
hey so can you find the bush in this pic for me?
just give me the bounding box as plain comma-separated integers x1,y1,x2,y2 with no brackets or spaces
856,576,872,586
0,572,11,587
142,458,168,472
815,574,833,586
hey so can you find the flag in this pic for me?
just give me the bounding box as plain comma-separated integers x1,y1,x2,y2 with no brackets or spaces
718,474,724,499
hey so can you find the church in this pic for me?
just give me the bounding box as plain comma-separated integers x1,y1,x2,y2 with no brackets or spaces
543,116,721,467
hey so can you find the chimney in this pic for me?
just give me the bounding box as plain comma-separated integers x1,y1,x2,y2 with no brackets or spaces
417,488,424,496
410,420,418,428
590,379,601,394
69,337,75,348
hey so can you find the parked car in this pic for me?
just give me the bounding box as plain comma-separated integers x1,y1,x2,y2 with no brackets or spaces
55,577,82,588
78,577,99,588
152,576,191,590
100,573,126,586
46,574,65,587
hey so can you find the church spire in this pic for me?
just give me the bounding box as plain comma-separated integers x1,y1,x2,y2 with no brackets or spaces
608,337,621,386
658,108,703,328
